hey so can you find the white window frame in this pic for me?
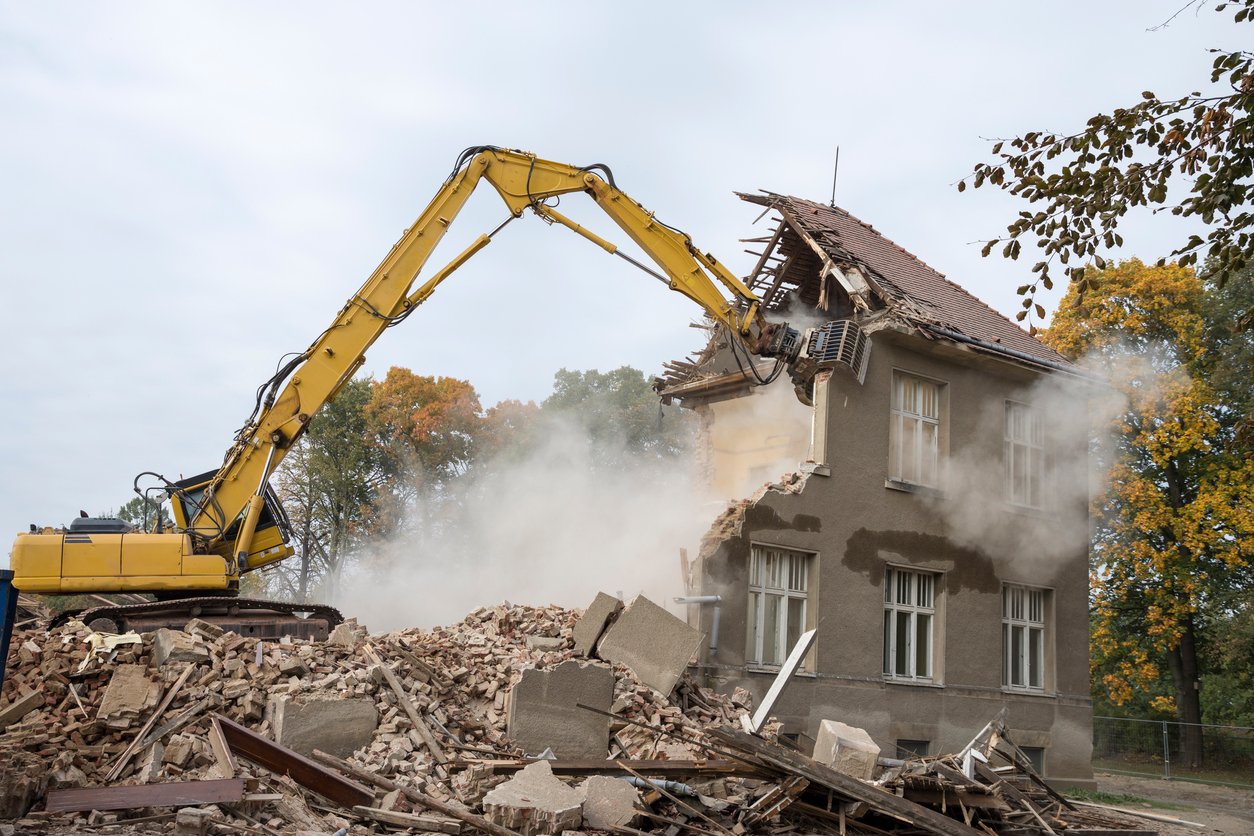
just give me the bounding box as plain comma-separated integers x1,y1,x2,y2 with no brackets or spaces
747,545,812,667
890,372,942,487
883,566,937,682
1005,400,1046,508
1003,584,1047,691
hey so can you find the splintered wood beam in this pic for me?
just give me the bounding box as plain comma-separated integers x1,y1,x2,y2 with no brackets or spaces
45,779,245,813
744,221,786,287
312,748,522,836
761,250,800,309
105,663,197,782
212,714,373,808
365,645,448,764
709,727,984,836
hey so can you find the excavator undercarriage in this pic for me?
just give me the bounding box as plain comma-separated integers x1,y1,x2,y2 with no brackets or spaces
51,596,342,641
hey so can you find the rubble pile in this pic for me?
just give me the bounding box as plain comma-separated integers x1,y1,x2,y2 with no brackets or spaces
0,595,1155,835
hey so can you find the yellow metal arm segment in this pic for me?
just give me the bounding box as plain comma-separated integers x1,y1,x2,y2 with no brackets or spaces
192,147,777,559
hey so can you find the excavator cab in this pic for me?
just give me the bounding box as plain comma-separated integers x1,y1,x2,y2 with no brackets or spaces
168,470,295,573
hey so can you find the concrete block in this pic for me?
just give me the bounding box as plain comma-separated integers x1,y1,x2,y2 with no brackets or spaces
0,691,43,731
151,629,210,667
507,661,613,758
483,760,582,835
595,595,703,695
813,719,880,781
175,807,212,836
572,593,622,657
579,776,639,829
524,636,564,652
329,619,367,648
270,694,378,758
97,664,159,725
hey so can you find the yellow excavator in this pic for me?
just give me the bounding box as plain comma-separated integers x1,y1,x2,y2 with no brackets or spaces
9,146,866,637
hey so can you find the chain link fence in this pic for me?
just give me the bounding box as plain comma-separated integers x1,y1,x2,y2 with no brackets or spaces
1092,715,1254,788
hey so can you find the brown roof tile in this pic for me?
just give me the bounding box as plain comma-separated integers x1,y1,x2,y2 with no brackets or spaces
739,191,1070,367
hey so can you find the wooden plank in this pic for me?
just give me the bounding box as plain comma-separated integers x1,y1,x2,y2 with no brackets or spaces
710,727,984,836
353,805,462,833
208,715,238,778
0,690,43,730
365,645,447,764
45,778,244,813
105,662,195,781
312,748,521,836
212,714,372,808
450,758,753,776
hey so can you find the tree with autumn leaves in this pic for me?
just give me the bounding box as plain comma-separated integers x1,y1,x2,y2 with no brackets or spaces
1045,259,1254,767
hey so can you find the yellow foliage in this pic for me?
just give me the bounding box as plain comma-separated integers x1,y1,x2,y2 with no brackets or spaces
1045,259,1254,709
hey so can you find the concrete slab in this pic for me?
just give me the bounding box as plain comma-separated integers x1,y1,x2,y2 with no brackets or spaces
579,776,639,829
151,629,210,667
813,719,881,781
97,664,159,726
595,595,703,695
269,694,378,758
507,661,613,758
572,592,622,657
329,619,367,649
482,760,583,835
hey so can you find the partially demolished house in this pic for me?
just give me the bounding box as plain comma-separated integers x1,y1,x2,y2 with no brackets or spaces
663,192,1095,787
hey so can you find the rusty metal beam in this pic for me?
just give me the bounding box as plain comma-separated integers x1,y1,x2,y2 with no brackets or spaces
45,779,245,813
212,714,373,808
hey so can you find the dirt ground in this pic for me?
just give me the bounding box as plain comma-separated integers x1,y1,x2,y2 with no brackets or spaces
1091,771,1254,835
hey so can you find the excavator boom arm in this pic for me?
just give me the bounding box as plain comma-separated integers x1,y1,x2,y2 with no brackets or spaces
190,147,789,564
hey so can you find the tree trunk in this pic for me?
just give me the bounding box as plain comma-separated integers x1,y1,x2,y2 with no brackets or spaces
1166,615,1204,769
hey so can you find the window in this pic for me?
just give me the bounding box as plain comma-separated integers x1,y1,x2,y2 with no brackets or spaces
890,372,942,487
883,567,937,681
1020,746,1046,774
896,739,930,759
1003,584,1047,690
748,545,812,666
1005,401,1045,508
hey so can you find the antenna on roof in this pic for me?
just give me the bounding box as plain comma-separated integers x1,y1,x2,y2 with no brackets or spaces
829,147,840,208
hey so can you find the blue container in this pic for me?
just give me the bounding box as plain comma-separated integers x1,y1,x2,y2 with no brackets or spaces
0,569,16,695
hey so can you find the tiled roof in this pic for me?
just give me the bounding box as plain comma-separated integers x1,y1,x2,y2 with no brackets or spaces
739,192,1070,368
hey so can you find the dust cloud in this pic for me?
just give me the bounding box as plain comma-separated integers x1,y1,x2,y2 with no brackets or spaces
921,348,1150,585
334,411,724,632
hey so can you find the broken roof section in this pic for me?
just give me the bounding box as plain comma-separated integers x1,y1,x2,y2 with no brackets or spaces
661,192,1070,395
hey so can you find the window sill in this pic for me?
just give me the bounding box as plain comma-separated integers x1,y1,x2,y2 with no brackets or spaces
1001,686,1055,699
884,479,945,499
746,664,816,679
1003,502,1056,520
883,676,944,689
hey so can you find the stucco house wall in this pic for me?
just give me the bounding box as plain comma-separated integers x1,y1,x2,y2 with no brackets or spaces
667,194,1096,786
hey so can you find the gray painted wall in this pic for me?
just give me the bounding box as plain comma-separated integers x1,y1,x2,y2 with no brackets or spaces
689,327,1095,785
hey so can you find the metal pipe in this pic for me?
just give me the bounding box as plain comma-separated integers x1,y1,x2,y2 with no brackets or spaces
674,595,722,655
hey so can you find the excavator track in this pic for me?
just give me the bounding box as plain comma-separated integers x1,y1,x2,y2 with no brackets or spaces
52,597,343,641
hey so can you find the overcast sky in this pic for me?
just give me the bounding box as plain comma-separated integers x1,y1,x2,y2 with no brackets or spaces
0,2,1235,554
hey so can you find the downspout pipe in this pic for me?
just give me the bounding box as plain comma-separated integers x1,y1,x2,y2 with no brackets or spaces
674,595,722,656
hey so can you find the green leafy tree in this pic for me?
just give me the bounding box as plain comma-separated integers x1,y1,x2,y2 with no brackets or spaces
964,0,1254,330
1045,259,1254,767
542,366,694,466
112,495,173,532
272,377,382,601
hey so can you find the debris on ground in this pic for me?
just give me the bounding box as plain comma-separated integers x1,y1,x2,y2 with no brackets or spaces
1,593,1156,834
